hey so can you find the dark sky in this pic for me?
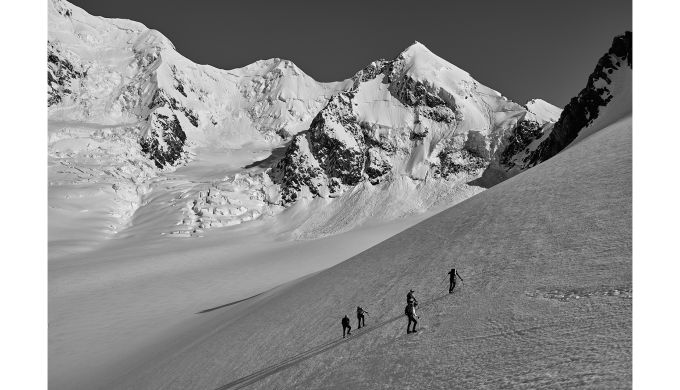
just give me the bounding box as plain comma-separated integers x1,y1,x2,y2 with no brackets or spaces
67,0,631,107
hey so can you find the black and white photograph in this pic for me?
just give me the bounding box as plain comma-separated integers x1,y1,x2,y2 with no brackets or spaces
6,0,677,389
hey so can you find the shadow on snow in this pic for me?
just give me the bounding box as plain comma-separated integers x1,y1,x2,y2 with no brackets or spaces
213,292,452,390
197,292,267,314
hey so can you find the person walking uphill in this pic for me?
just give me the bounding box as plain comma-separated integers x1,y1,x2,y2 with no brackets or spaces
356,306,368,329
406,289,418,307
405,302,419,333
448,268,463,293
341,315,352,338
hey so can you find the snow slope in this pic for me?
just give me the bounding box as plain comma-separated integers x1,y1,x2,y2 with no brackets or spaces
48,1,630,388
107,112,631,390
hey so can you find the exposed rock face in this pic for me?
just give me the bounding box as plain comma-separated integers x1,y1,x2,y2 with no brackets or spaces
308,93,366,186
48,42,84,106
149,87,199,128
436,147,488,179
499,120,542,168
272,133,326,204
271,89,400,204
272,93,370,203
139,111,187,168
522,31,632,167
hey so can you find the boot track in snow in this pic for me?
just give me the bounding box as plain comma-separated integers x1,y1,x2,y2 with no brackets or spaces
213,292,453,390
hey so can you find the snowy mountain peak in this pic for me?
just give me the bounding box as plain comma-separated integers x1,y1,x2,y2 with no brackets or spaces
132,29,176,52
397,40,472,85
400,40,431,58
238,58,306,78
524,98,562,123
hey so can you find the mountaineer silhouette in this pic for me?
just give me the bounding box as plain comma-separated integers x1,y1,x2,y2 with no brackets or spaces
356,306,368,329
406,289,418,307
341,315,352,338
405,302,419,334
448,268,463,293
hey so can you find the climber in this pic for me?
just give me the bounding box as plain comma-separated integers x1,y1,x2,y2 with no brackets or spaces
448,268,464,293
405,302,419,333
407,289,418,307
341,315,352,338
356,306,368,329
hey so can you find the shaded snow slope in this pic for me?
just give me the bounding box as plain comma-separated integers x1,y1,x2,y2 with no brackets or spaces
108,112,631,389
48,202,462,390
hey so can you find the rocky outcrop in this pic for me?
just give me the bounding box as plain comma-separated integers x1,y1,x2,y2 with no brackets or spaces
436,147,487,179
523,31,632,167
350,59,391,88
48,42,85,106
148,88,199,128
139,111,187,168
308,93,366,186
272,93,367,203
271,88,417,204
271,134,325,204
499,119,542,168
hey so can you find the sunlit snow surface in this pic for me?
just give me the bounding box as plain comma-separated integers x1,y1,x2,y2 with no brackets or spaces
48,1,630,389
111,115,630,390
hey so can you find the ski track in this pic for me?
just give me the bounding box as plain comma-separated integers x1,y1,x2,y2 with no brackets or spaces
213,293,452,390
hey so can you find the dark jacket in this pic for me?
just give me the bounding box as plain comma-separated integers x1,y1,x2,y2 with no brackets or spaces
448,269,463,281
407,291,415,303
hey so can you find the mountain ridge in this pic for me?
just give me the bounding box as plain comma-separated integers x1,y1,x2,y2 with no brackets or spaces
48,0,563,240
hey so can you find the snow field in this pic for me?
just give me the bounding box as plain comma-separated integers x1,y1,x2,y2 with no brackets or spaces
107,116,631,389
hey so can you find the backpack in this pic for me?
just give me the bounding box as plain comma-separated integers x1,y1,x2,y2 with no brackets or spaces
405,304,412,316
